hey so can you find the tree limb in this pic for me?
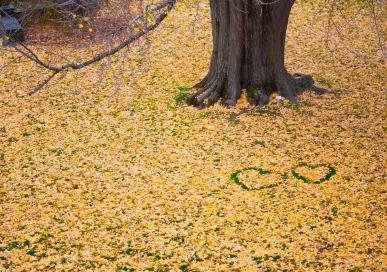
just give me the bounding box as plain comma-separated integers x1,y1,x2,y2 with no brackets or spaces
29,71,59,95
14,0,177,73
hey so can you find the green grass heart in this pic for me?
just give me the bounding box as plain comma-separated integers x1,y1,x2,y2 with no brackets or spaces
231,167,286,191
291,163,336,184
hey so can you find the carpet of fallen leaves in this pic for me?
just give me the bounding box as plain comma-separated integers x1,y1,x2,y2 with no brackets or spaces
0,1,386,271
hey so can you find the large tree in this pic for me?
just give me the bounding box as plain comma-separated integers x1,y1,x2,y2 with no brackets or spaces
187,0,323,108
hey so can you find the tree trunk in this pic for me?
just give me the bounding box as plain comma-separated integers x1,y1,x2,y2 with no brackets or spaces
187,0,324,108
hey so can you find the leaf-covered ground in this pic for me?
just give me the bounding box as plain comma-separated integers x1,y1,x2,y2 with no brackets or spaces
0,1,385,271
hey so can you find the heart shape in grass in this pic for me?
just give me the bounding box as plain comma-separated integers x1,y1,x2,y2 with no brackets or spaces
291,163,336,184
231,167,286,191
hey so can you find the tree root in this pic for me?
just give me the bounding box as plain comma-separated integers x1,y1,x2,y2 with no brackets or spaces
186,77,224,108
247,89,270,106
293,73,328,95
187,73,328,108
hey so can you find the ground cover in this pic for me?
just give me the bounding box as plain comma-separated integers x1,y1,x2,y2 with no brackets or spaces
0,1,385,271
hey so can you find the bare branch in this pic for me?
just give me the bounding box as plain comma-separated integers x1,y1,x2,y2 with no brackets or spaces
13,0,177,73
29,71,59,95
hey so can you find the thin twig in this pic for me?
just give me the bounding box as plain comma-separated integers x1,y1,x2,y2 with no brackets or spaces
29,71,59,95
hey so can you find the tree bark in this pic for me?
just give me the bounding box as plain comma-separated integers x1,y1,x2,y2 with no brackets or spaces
187,0,325,108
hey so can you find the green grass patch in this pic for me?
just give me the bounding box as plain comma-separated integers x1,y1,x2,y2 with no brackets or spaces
174,86,190,106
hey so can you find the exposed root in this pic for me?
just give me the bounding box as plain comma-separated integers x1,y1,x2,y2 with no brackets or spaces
186,92,205,109
275,73,328,104
186,77,224,108
248,89,269,106
276,73,298,103
294,73,328,95
187,73,328,108
221,99,236,108
187,85,237,109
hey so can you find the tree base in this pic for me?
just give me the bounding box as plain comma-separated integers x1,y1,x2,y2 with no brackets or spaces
187,0,328,109
186,73,327,108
